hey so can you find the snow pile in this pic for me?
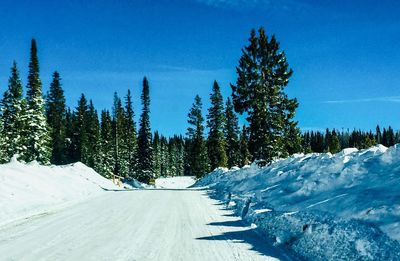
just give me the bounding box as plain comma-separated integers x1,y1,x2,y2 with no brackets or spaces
0,159,120,226
195,144,400,260
155,176,196,189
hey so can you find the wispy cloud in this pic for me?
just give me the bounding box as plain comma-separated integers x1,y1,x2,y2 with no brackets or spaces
322,96,400,104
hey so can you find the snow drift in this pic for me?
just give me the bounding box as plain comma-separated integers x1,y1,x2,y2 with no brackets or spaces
195,145,400,260
0,158,120,226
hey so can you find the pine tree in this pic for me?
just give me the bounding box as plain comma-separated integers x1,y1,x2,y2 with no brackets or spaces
376,125,382,145
231,28,298,163
85,100,100,168
239,125,251,167
46,71,67,165
152,131,162,177
112,93,129,177
22,39,51,164
124,89,137,177
0,62,25,161
137,77,153,183
0,119,7,162
186,95,209,178
387,126,395,147
71,94,89,163
206,81,227,170
283,100,302,156
329,129,341,154
224,97,240,168
97,110,114,177
65,108,74,163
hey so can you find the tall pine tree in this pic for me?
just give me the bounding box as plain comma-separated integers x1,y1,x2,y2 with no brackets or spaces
231,28,299,163
70,94,89,163
137,77,153,183
46,71,67,165
224,97,240,168
124,89,137,177
97,110,114,177
206,81,227,170
186,95,209,178
22,39,51,164
86,100,100,168
0,62,26,161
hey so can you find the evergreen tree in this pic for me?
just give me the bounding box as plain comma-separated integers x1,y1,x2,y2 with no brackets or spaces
387,126,395,147
0,119,6,162
382,128,388,147
376,125,382,145
97,110,114,177
112,93,128,177
152,131,162,177
329,129,341,154
231,28,298,163
85,100,100,168
186,95,209,178
0,62,25,161
65,108,74,163
206,81,227,170
224,97,240,168
239,125,251,167
124,89,137,177
137,77,153,183
70,94,89,163
22,39,51,164
46,71,67,165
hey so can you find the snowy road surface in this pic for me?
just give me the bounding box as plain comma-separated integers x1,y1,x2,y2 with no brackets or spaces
0,188,288,260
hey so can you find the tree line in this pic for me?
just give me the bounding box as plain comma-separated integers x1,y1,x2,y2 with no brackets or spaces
302,126,398,154
1,29,398,182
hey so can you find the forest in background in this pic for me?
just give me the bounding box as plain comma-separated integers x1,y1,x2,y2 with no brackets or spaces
0,28,398,183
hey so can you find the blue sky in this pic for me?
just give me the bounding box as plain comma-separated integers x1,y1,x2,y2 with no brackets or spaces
0,0,399,136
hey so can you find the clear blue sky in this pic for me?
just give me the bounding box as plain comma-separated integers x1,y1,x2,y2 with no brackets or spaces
0,0,399,136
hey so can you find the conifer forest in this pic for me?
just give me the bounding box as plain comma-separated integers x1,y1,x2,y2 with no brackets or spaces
0,29,397,183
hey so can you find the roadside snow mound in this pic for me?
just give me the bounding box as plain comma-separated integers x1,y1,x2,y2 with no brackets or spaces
195,144,400,260
0,159,120,226
155,176,196,189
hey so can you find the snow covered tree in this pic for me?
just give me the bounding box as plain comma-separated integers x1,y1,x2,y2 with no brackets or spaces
65,108,74,163
186,95,209,178
46,71,67,165
112,93,129,177
0,120,7,163
152,131,162,177
97,110,114,177
206,81,227,170
22,39,51,164
124,89,138,177
231,28,299,163
224,97,240,168
239,125,251,167
0,62,26,161
137,77,153,183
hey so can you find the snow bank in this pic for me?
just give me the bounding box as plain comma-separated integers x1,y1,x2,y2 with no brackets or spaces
155,176,196,189
195,144,400,260
0,159,120,226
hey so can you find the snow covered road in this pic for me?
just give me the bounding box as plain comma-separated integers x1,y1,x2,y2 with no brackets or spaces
0,188,288,261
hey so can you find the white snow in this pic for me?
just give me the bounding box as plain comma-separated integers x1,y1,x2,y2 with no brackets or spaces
0,176,288,260
0,158,120,226
195,144,400,260
155,176,196,189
